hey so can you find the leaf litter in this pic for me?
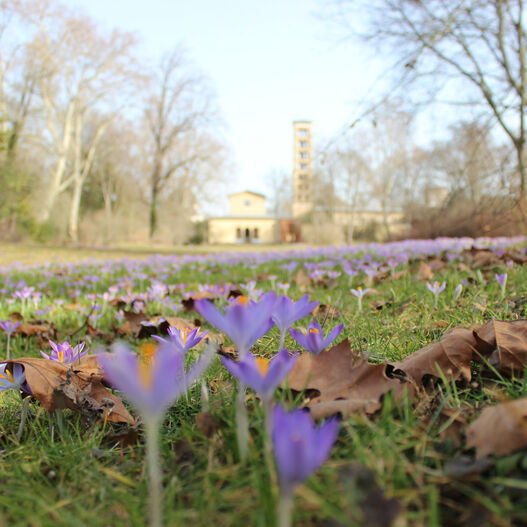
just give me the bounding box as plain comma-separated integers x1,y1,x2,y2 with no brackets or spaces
286,318,527,460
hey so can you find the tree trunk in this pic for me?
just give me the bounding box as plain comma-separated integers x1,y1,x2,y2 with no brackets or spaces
67,176,83,241
149,182,159,240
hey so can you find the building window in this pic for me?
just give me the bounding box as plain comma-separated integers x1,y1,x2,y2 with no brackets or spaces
298,141,308,148
298,173,307,180
253,228,259,239
298,152,308,159
299,163,308,170
298,129,308,136
244,200,251,206
236,228,242,238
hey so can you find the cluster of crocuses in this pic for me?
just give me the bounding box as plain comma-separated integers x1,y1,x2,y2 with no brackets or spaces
96,291,342,527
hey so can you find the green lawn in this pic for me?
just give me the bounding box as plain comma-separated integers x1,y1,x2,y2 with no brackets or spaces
0,241,526,526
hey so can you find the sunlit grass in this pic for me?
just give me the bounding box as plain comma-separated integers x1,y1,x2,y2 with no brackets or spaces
0,242,525,526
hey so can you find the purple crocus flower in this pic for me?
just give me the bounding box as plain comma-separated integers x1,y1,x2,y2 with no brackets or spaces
426,281,446,309
350,286,370,312
0,319,20,360
196,291,276,459
273,405,339,488
153,326,209,354
0,320,20,336
289,321,343,355
495,273,507,299
272,405,339,526
221,349,297,403
195,291,276,356
40,340,88,364
98,340,214,527
0,363,28,392
271,295,319,349
97,341,213,421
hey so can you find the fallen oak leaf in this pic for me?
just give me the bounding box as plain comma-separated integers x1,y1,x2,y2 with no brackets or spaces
466,397,527,458
14,322,56,338
391,327,476,385
417,261,433,281
5,357,134,425
286,339,413,419
293,269,312,290
181,291,218,313
472,319,527,374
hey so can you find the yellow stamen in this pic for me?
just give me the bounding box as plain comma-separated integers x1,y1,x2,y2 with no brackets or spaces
139,342,158,388
255,357,269,377
309,327,319,334
357,286,362,291
237,295,249,306
58,350,64,363
180,327,192,344
0,369,14,384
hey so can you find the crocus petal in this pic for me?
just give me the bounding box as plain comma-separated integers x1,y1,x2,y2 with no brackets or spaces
323,324,344,349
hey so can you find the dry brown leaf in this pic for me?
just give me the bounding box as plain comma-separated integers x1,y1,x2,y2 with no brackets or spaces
181,291,218,313
117,311,149,336
392,327,476,385
293,269,312,290
427,258,447,272
286,339,413,419
312,304,341,320
466,397,527,458
14,322,55,338
473,319,527,373
389,270,408,281
417,261,433,281
6,358,134,424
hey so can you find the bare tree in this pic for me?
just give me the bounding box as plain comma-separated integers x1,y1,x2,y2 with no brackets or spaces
0,1,37,162
25,1,138,239
144,49,225,240
329,0,527,207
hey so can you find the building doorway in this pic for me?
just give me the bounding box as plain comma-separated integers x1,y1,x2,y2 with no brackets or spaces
244,228,251,242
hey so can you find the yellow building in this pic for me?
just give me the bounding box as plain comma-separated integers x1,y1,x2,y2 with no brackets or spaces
207,122,407,244
208,191,281,244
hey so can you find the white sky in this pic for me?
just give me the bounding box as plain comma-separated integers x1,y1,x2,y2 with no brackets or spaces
64,0,393,212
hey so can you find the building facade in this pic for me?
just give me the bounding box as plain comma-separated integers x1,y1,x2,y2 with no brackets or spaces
207,121,406,244
207,191,280,244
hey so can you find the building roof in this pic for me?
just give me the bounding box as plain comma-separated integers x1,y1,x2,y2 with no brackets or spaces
228,190,266,199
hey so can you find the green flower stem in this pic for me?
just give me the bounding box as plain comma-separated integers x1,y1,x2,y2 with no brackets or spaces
16,394,29,440
6,334,10,360
279,330,286,351
277,486,294,527
145,419,163,527
264,397,277,493
236,382,248,460
55,409,65,435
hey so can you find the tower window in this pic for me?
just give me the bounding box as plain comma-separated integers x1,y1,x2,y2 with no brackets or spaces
253,228,259,239
297,129,308,136
299,163,308,170
298,141,308,147
298,152,308,159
